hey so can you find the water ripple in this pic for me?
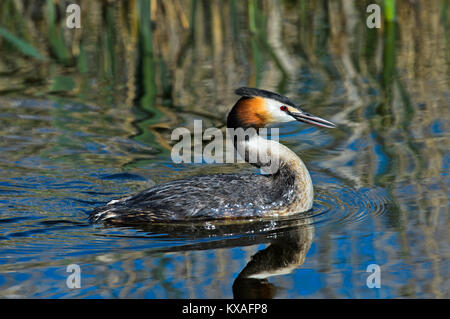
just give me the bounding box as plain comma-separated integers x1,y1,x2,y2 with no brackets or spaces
312,185,391,227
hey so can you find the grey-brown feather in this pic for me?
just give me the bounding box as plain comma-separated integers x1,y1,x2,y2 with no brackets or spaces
89,168,298,225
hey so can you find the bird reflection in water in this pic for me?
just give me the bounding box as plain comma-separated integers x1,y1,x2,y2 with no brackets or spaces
232,219,313,299
106,215,314,299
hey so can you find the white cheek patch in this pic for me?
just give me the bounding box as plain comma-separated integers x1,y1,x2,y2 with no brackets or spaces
265,99,296,123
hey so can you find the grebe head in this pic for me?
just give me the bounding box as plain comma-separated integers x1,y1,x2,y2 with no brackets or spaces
227,87,336,130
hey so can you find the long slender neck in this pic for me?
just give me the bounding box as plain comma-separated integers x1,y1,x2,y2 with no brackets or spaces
234,132,314,212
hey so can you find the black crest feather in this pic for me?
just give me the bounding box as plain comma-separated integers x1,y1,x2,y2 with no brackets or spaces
235,87,297,108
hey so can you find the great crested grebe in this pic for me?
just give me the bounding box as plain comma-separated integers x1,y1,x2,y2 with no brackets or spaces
89,87,336,224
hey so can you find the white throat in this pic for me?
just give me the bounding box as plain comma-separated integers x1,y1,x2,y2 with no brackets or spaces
234,132,314,212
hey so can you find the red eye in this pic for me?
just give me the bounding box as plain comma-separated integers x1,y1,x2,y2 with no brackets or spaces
280,105,288,111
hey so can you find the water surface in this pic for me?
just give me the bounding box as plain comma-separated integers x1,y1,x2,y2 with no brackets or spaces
0,1,448,298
